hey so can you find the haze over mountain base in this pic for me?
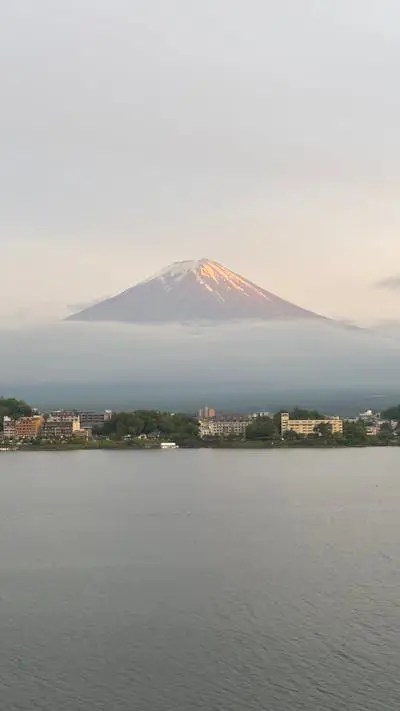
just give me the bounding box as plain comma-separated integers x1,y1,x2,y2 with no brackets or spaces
1,320,400,411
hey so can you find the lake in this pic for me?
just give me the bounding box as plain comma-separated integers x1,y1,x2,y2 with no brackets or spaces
1,449,400,710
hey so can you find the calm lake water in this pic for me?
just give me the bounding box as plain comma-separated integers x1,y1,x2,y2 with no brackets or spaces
1,449,400,710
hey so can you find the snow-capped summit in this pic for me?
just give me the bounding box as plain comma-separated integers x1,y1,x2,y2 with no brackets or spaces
144,259,205,283
66,258,329,324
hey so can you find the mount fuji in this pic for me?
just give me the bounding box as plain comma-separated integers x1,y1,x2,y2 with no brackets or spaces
67,258,329,324
1,258,400,406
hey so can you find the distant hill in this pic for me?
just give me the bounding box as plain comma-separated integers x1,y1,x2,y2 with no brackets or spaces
66,258,330,324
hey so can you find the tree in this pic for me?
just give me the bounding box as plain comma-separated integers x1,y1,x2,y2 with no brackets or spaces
273,412,283,431
381,405,400,421
314,422,332,438
98,410,199,445
283,429,302,441
246,416,278,441
377,421,393,444
290,407,325,420
0,397,32,431
342,420,368,445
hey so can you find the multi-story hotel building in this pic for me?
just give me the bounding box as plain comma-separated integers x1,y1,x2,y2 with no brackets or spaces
280,413,343,436
48,410,112,429
14,416,44,439
43,416,82,439
79,410,113,429
3,416,16,439
199,415,252,438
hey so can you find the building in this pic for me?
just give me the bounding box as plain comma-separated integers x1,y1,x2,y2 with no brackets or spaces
14,416,44,439
47,410,112,427
280,413,343,436
42,416,82,439
44,409,111,434
72,427,90,440
79,410,113,429
3,416,16,439
359,409,377,421
198,406,216,419
199,415,252,438
48,410,77,422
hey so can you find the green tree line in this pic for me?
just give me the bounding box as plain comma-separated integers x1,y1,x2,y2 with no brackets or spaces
0,397,32,431
382,405,400,420
97,410,199,446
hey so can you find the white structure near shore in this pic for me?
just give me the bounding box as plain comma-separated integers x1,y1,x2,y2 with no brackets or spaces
199,416,253,438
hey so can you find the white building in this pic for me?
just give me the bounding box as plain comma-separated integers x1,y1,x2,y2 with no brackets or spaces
199,416,252,438
3,416,16,439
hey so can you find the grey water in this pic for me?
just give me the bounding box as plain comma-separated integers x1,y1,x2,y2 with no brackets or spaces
1,449,400,710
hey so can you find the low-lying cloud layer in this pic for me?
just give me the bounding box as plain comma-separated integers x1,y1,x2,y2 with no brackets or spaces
0,319,399,388
376,276,400,291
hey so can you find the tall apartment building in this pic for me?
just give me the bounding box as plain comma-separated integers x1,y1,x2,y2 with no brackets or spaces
199,415,252,438
198,406,216,419
43,416,82,439
79,410,113,429
3,416,16,439
46,409,112,432
14,416,44,439
280,413,343,436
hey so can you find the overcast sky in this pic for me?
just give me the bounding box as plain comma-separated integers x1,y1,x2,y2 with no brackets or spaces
1,0,400,326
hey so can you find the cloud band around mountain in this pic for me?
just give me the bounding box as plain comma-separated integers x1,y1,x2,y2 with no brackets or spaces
376,276,400,291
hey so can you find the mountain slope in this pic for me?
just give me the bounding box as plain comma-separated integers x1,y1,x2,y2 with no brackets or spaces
66,258,329,324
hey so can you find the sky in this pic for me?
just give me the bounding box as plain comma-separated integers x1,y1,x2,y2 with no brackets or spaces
1,0,400,326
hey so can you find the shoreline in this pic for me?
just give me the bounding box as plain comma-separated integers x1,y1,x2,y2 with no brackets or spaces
2,440,399,452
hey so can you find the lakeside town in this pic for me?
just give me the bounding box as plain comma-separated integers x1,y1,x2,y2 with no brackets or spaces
1,398,400,450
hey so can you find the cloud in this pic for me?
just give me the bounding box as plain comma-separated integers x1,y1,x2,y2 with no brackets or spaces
376,276,400,290
66,296,113,313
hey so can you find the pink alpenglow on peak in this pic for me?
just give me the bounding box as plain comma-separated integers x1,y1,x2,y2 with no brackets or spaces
66,258,330,324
